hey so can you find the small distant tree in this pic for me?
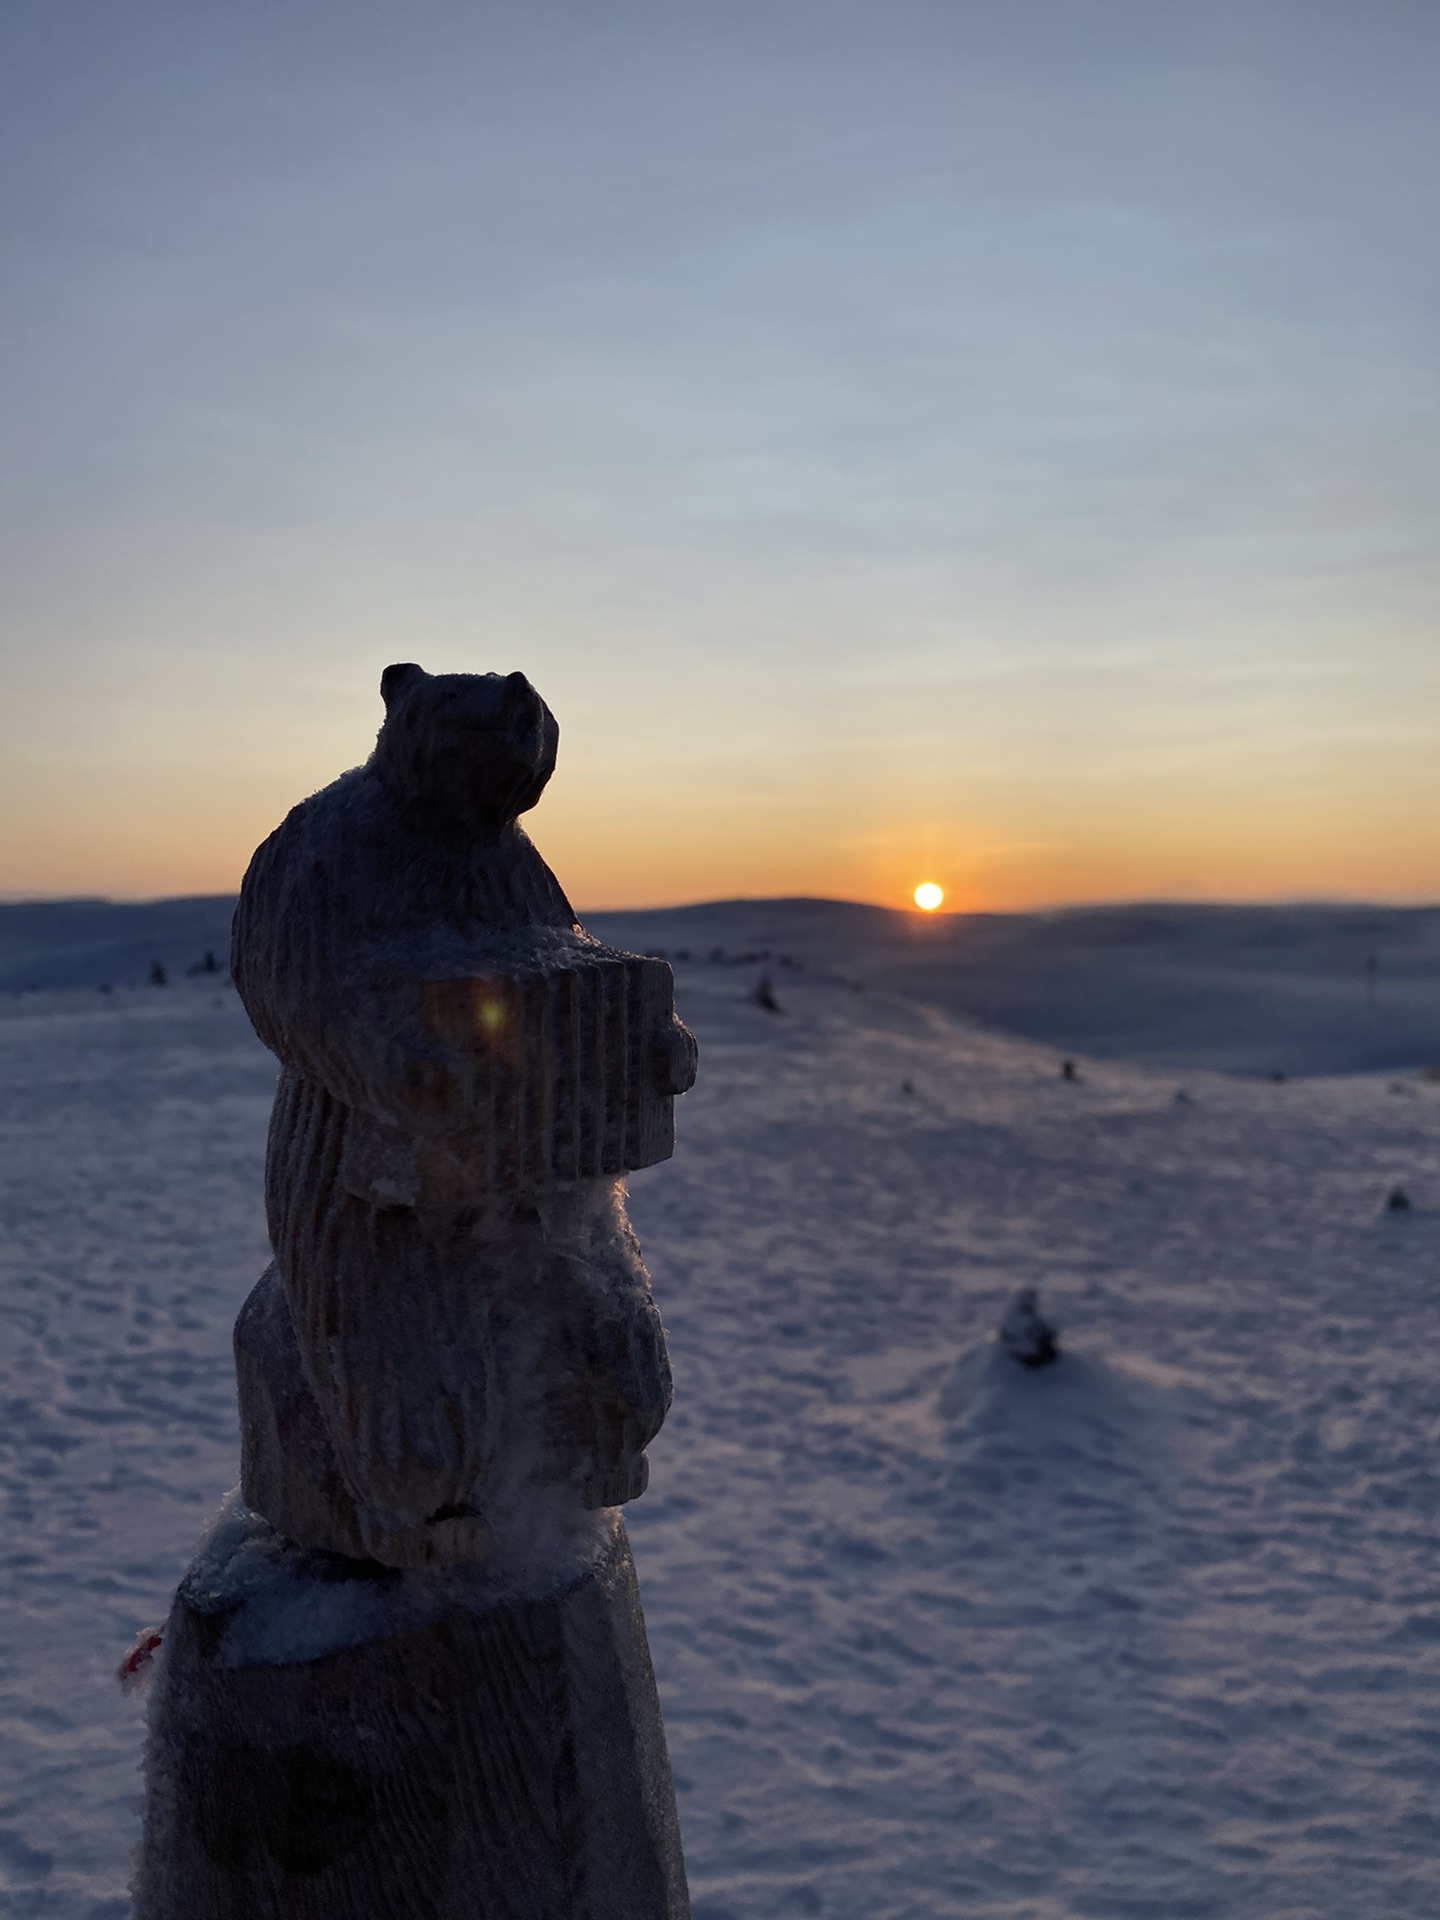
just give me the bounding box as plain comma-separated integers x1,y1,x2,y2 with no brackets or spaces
148,960,168,988
752,974,782,1013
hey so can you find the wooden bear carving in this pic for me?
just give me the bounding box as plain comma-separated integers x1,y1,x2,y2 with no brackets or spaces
230,665,697,1569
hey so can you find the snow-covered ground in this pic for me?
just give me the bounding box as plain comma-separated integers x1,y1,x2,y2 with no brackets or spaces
7,894,1440,1075
4,921,1440,1916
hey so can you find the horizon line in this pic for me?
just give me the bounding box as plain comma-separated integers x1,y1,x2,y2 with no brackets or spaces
3,889,1439,917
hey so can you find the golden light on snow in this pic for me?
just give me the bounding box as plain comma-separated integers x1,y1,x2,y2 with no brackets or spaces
913,882,944,912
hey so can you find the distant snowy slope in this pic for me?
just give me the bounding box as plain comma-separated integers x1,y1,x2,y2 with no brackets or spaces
592,898,1440,1076
0,898,236,993
4,933,1440,1916
7,894,1440,1073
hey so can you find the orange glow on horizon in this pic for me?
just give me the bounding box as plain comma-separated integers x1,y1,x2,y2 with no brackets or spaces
6,745,1440,914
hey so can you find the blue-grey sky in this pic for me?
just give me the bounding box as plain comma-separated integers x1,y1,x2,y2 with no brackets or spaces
2,1,1437,907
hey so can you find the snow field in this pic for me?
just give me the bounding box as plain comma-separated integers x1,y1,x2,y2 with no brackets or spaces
2,957,1440,1915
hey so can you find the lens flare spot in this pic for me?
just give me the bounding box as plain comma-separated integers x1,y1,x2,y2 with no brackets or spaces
913,883,944,912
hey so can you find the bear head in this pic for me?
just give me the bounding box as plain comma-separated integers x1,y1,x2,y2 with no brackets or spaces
370,664,559,837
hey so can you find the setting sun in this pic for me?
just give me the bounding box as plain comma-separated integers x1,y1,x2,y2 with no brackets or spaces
913,883,944,912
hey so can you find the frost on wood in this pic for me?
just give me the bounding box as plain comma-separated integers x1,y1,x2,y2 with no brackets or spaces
135,1509,687,1917
136,666,696,1918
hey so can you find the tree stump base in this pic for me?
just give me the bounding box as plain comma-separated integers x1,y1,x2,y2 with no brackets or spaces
134,1505,689,1920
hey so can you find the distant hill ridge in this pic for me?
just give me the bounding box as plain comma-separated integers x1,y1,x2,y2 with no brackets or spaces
0,895,239,993
4,894,1440,1075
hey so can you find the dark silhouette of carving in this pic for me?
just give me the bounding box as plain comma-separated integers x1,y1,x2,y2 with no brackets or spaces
136,667,696,1919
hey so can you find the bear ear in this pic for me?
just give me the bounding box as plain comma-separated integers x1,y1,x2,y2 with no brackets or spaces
502,670,541,725
380,662,426,710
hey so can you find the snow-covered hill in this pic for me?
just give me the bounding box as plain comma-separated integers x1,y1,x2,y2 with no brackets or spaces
6,894,1440,1075
588,897,1440,1078
0,898,237,997
3,923,1440,1915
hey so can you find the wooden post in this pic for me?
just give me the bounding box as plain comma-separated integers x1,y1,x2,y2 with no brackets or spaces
135,666,697,1918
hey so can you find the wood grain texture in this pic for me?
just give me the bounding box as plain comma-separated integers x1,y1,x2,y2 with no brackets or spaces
141,668,693,1913
134,1518,690,1919
231,728,696,1197
238,1180,671,1568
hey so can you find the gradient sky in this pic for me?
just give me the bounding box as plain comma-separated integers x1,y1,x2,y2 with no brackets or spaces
2,1,1437,910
